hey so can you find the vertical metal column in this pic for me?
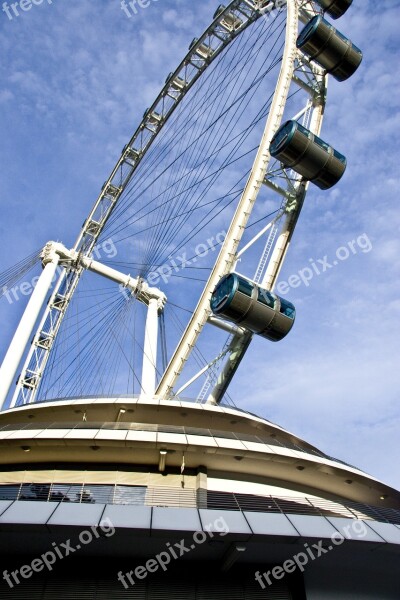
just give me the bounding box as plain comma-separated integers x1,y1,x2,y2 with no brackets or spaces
0,256,60,410
141,298,159,398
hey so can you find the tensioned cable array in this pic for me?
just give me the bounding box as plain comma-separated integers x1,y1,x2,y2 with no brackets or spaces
100,13,286,273
0,250,41,301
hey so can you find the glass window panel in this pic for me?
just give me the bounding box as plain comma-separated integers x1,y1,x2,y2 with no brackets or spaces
237,276,253,297
50,484,83,502
279,299,296,319
313,135,331,152
19,483,50,501
333,149,346,164
297,122,312,139
114,485,147,505
257,288,275,307
80,485,114,504
0,484,20,500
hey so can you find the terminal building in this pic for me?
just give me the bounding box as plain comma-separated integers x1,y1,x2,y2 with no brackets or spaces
0,396,399,598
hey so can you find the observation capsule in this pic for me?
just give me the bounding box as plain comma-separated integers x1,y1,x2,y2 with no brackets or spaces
210,274,296,342
314,0,353,20
269,120,347,190
297,15,363,82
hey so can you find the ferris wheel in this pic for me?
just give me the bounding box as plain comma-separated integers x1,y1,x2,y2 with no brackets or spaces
0,0,362,411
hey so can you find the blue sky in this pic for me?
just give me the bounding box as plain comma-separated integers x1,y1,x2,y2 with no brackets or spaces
0,0,399,490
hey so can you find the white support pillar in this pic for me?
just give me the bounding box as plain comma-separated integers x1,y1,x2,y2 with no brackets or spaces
0,256,60,410
141,298,159,398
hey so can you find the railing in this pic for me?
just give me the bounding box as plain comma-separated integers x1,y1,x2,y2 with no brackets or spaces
0,484,399,526
0,420,358,468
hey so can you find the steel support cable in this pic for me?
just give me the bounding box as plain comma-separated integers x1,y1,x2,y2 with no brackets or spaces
140,20,250,268
119,66,304,287
106,303,144,396
106,32,263,261
102,77,283,249
104,134,254,245
109,171,245,255
140,17,262,268
108,41,286,272
38,286,127,396
74,294,83,395
168,305,217,375
38,293,127,399
48,297,130,399
74,306,128,397
42,292,124,355
69,294,135,397
0,249,40,281
103,206,282,284
66,293,143,398
102,207,280,271
70,287,118,298
146,93,276,269
126,300,138,395
145,73,278,267
110,188,244,245
147,78,303,270
102,17,282,244
103,109,258,255
104,53,285,262
145,19,286,266
149,181,247,273
103,14,270,234
167,306,206,373
103,61,291,252
105,300,134,397
0,250,41,299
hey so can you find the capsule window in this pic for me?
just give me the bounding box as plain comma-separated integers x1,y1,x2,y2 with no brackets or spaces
257,288,275,308
296,122,313,139
279,299,296,319
333,149,346,164
211,275,233,309
335,29,349,42
313,135,331,153
271,124,292,152
237,277,254,297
